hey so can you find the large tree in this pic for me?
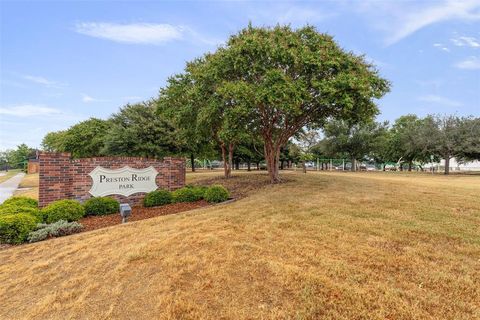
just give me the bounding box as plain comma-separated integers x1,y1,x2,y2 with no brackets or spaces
199,25,390,182
103,102,179,158
389,115,431,171
428,115,479,175
62,118,110,158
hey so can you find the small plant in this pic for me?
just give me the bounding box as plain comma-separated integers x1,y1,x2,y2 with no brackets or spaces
84,197,119,216
186,185,208,200
204,185,229,203
0,214,37,244
28,220,83,243
172,187,200,203
143,190,172,207
41,199,85,224
2,197,38,209
0,205,44,223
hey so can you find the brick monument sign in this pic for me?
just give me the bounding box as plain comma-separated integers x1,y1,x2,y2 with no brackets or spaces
39,152,185,207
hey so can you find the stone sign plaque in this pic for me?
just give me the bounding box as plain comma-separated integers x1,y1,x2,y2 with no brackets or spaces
88,166,158,197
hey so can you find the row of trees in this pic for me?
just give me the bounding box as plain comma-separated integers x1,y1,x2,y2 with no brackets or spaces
0,144,36,170
34,25,478,178
304,115,480,174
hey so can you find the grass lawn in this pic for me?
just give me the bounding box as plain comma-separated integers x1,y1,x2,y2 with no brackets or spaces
0,171,479,319
13,173,39,199
0,169,22,184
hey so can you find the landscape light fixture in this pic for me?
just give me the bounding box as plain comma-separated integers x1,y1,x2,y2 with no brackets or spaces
119,203,132,223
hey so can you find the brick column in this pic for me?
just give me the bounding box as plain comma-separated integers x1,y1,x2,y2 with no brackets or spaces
39,152,72,207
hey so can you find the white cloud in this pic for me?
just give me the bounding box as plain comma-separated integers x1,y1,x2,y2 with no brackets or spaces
22,75,66,88
82,94,107,103
74,22,184,44
433,43,450,52
451,36,480,47
0,104,62,117
418,94,462,107
454,56,480,69
361,0,480,45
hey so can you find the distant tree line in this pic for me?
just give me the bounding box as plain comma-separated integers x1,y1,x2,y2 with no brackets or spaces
303,114,480,174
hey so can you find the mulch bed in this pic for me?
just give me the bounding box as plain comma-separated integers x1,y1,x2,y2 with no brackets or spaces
79,200,210,232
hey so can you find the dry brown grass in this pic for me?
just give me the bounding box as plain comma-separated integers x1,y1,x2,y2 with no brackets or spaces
13,173,39,199
1,171,479,319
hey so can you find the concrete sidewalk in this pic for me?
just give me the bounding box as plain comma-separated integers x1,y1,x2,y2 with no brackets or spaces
0,173,25,204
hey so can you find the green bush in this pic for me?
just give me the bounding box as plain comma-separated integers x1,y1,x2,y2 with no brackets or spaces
2,197,38,209
28,220,83,243
0,204,44,223
143,190,172,207
186,185,207,200
0,214,37,244
172,187,201,203
83,197,119,216
41,200,85,224
204,185,229,203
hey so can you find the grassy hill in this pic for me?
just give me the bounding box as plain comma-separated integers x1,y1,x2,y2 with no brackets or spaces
1,171,479,319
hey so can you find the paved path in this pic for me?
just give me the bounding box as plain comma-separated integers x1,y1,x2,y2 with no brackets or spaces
0,173,25,204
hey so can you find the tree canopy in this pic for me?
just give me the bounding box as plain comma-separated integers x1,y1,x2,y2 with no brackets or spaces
158,24,390,182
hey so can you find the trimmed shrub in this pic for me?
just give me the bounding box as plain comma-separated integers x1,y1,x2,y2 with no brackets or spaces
41,200,85,224
2,197,38,209
143,190,172,207
84,197,119,216
0,204,44,223
172,187,200,203
204,185,229,203
186,185,207,200
28,220,83,243
0,214,37,244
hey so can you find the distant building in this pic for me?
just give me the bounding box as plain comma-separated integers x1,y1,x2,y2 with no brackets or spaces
424,158,480,172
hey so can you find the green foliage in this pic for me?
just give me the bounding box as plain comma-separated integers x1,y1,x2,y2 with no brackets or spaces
41,200,85,224
103,102,180,158
0,204,43,223
185,185,207,199
2,197,38,209
172,187,202,203
83,197,119,216
27,220,83,243
159,24,390,182
0,214,37,244
5,144,36,169
62,118,110,158
143,190,173,207
323,120,389,170
41,130,68,152
204,185,229,203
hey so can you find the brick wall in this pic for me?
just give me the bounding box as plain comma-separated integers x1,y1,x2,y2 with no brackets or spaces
39,152,185,207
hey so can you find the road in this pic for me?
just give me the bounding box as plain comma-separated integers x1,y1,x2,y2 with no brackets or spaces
0,173,25,204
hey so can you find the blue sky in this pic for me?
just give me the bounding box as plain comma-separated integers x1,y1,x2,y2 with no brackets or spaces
1,0,479,150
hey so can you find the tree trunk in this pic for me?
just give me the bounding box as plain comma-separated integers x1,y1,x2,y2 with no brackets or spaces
190,153,195,172
247,161,251,171
444,156,450,175
351,158,356,172
227,143,233,177
264,139,282,183
408,160,412,172
256,162,260,170
280,160,284,170
382,164,386,171
221,143,229,178
235,159,240,170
